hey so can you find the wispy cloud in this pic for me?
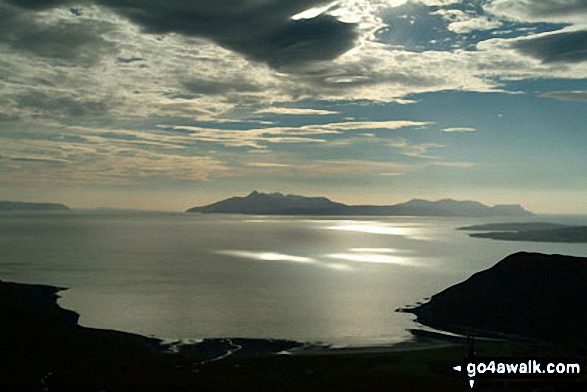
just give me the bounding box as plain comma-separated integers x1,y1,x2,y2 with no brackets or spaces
431,161,476,168
484,0,587,25
441,127,477,132
240,158,418,177
246,162,292,168
315,121,432,131
253,108,339,116
388,139,444,159
0,130,230,186
161,120,431,149
539,90,587,101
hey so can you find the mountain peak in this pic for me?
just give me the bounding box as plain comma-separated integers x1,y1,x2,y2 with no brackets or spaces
246,191,285,198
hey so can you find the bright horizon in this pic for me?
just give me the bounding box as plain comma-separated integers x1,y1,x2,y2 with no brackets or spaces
1,1,586,214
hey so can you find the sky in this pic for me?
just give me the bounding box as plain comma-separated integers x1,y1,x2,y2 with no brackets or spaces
0,0,586,213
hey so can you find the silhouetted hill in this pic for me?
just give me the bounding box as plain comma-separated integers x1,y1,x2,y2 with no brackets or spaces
0,201,70,211
186,192,533,217
402,252,587,346
458,222,570,231
187,191,347,215
379,198,532,217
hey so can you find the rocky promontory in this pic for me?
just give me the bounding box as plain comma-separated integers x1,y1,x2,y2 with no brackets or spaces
401,252,587,347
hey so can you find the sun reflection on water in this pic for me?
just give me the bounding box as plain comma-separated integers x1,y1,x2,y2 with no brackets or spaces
327,252,420,266
350,248,403,253
215,250,314,263
325,223,419,237
214,250,355,271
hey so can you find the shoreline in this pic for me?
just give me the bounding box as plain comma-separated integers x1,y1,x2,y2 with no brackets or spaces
2,278,586,391
0,279,462,355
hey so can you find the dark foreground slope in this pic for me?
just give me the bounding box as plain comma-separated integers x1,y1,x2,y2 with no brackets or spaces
403,252,587,347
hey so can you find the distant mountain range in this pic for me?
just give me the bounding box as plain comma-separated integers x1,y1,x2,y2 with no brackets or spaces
186,191,533,217
0,201,70,212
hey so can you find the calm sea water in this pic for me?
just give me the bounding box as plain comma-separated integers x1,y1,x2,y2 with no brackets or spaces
1,211,586,347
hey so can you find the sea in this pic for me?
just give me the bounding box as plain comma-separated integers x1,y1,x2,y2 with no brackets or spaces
1,211,586,347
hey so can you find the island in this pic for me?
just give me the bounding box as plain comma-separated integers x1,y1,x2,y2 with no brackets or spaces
0,201,70,212
400,252,587,347
458,222,587,243
186,191,533,217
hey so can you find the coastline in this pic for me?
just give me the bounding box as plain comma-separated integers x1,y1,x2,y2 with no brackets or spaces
2,278,586,391
1,278,477,392
0,278,457,357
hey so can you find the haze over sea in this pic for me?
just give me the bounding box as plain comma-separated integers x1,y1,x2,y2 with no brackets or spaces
1,211,586,347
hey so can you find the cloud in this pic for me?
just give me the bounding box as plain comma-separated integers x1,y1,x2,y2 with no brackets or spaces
161,120,431,149
165,124,335,149
313,120,432,131
388,139,444,159
442,127,476,132
539,90,587,101
484,0,587,24
13,91,111,118
420,0,460,5
430,9,502,35
0,112,20,122
431,161,476,168
0,4,116,65
4,0,358,70
270,159,417,177
512,30,587,63
447,16,503,34
1,0,586,128
0,125,231,186
246,162,292,168
253,107,339,116
182,78,263,96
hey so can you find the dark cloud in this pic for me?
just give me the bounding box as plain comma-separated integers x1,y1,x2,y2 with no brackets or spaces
0,3,115,65
102,0,358,70
14,92,110,117
224,14,357,70
484,0,587,23
117,57,144,64
183,79,263,96
512,30,587,63
511,0,587,19
2,0,66,9
2,0,358,70
0,113,20,122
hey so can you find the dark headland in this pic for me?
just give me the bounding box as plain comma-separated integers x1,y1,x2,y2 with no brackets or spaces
187,191,533,217
459,222,587,243
0,201,70,212
401,252,587,347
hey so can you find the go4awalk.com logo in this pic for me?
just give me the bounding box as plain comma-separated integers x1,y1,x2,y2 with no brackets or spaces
452,338,583,389
454,358,582,388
